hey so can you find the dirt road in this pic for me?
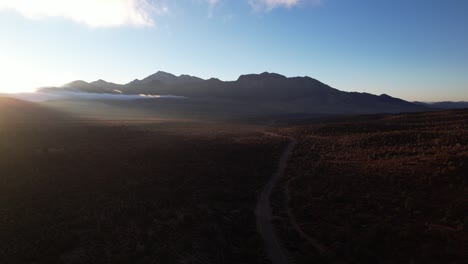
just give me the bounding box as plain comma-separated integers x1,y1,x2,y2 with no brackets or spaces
256,135,297,264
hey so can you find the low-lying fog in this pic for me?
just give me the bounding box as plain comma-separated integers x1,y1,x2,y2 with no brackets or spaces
3,91,187,102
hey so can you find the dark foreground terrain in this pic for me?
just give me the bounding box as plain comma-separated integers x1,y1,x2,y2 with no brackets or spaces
1,97,467,264
0,97,287,263
273,110,468,263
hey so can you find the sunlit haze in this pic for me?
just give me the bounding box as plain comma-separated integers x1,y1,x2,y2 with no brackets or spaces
0,56,77,93
0,0,467,101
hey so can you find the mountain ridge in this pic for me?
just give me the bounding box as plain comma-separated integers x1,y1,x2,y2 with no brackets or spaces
38,71,432,115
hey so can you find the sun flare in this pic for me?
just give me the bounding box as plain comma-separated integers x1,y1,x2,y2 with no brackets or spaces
0,58,74,93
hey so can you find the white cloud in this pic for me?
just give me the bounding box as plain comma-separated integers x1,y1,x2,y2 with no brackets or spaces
0,0,168,27
248,0,322,11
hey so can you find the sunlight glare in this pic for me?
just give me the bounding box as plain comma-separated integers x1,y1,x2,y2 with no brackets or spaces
0,57,75,93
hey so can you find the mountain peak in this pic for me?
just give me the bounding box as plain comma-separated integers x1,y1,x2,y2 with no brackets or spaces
237,72,286,82
155,71,177,77
137,71,203,85
63,80,90,88
91,79,108,85
178,74,204,82
91,79,121,90
139,71,177,84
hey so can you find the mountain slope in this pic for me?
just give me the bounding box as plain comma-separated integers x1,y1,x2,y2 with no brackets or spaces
128,71,204,85
90,80,124,91
38,71,431,115
0,96,68,124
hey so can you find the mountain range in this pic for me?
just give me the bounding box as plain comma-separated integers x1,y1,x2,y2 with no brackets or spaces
414,101,468,110
39,71,432,116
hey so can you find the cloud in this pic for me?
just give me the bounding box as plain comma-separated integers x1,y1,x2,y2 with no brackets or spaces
7,91,186,102
248,0,322,11
0,0,168,27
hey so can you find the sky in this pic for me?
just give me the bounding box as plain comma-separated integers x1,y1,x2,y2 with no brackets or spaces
0,0,467,101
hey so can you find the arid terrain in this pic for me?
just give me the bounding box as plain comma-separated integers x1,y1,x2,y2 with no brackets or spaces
272,110,468,263
1,97,467,264
0,97,288,263
2,0,467,262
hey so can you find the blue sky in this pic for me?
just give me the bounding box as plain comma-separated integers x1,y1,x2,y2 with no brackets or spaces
0,0,467,101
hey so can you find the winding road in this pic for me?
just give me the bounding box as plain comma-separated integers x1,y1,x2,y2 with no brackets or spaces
256,134,297,264
256,132,340,264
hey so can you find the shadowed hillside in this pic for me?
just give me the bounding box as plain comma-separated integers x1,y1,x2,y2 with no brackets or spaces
0,97,69,125
38,71,431,116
